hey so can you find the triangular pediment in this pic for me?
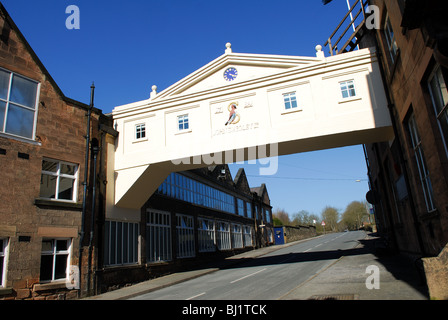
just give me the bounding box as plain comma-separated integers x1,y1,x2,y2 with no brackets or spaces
153,48,321,100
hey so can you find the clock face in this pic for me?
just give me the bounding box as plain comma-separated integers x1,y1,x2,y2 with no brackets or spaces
224,67,238,81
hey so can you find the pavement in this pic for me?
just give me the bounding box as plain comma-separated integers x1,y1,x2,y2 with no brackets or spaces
85,232,429,300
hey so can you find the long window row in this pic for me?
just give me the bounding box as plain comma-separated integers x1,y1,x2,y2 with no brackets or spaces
156,172,269,221
104,214,257,266
143,211,254,264
157,173,237,215
198,218,254,253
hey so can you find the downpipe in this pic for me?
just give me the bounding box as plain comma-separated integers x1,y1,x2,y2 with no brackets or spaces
87,138,99,296
78,83,95,297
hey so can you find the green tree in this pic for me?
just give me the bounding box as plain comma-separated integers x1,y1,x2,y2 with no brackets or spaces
291,210,307,225
291,210,318,226
321,206,340,231
273,208,290,226
342,201,369,230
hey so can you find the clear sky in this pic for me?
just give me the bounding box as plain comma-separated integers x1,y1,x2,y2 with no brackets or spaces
3,0,371,219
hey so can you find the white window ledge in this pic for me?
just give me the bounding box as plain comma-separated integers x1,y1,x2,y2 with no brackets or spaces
175,129,193,135
281,108,303,115
338,97,362,104
132,137,148,144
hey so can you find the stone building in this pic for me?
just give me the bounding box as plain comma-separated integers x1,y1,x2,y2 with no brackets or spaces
96,164,273,293
324,0,448,299
362,0,448,258
0,3,114,299
365,0,448,299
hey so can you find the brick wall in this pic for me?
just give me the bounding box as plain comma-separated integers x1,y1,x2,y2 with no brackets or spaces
0,5,109,300
366,0,448,257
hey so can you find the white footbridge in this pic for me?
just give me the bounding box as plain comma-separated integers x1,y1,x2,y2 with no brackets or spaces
107,44,392,219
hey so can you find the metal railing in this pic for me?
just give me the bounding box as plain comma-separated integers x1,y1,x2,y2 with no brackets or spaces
325,0,369,56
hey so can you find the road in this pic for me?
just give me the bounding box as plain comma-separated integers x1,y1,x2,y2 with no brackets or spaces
130,231,367,300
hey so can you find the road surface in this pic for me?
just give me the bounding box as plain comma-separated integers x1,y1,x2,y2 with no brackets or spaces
131,231,367,300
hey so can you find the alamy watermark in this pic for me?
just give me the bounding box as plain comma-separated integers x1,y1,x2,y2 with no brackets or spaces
171,143,279,176
65,5,80,30
64,4,381,31
365,5,380,30
365,265,380,290
66,265,80,290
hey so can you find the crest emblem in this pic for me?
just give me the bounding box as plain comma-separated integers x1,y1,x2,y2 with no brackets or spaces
225,102,241,125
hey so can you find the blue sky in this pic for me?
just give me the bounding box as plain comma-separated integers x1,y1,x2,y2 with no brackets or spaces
3,0,370,219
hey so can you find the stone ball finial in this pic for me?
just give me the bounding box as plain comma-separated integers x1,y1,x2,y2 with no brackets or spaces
150,85,158,99
315,45,325,59
225,42,232,54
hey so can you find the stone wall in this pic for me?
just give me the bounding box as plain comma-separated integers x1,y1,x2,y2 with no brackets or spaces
423,243,448,300
283,225,317,243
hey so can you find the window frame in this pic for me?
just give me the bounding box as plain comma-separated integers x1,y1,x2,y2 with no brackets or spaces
39,238,72,283
383,14,398,64
231,223,243,249
198,218,216,253
263,207,272,223
243,225,254,247
146,209,172,263
134,123,147,141
427,65,448,158
283,92,298,111
0,67,40,141
39,158,79,203
176,214,195,258
246,202,252,219
216,221,231,251
407,114,436,212
0,238,9,288
104,220,139,267
237,198,245,216
339,80,357,100
177,114,190,132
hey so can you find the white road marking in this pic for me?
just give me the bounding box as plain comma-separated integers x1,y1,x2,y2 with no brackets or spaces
230,268,267,284
186,292,206,300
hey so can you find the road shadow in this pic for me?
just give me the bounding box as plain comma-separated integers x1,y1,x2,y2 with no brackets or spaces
194,233,429,298
357,233,429,298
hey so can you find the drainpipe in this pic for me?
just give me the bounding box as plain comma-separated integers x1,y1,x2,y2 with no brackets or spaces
87,138,99,295
79,83,95,296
